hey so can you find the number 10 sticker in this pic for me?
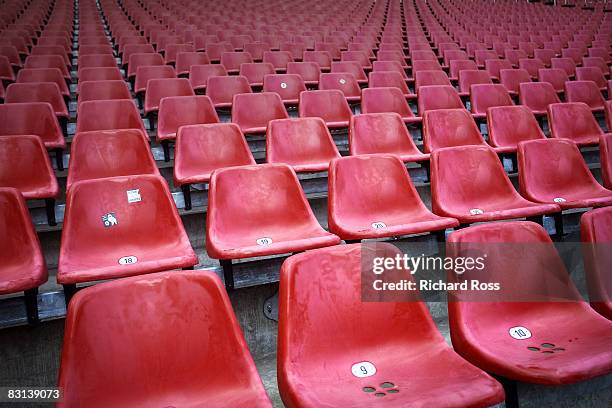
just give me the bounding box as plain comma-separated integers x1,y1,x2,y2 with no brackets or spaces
509,326,532,340
351,361,376,378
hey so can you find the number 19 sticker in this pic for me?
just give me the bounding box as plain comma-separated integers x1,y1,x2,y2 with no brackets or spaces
351,361,376,378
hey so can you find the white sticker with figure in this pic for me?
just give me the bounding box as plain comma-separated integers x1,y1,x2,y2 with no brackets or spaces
351,361,377,378
102,213,118,227
371,221,387,229
470,208,484,215
127,189,141,203
509,326,532,340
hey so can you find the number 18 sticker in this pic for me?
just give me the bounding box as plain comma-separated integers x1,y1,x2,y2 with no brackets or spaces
351,361,376,378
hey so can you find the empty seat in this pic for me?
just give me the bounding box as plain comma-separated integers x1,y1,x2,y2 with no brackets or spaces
262,74,306,105
232,92,289,135
278,243,504,407
206,164,341,287
562,47,584,65
375,50,408,68
5,82,68,123
67,130,159,191
580,207,612,319
16,67,70,99
475,50,498,68
78,80,131,104
31,45,70,66
58,175,197,290
77,54,117,73
449,59,477,81
266,117,340,172
239,62,275,87
206,76,252,109
534,48,556,67
331,61,367,85
245,42,272,61
458,69,493,97
519,82,561,116
565,80,606,112
175,52,210,77
164,44,195,66
447,221,612,384
582,57,609,76
349,113,428,162
58,270,273,407
414,70,452,92
487,106,546,152
205,42,234,63
499,68,531,96
302,51,332,71
263,51,293,72
551,57,577,78
538,68,569,94
144,78,195,124
519,58,546,79
339,50,372,71
360,87,419,124
368,71,414,98
470,84,513,119
121,44,155,67
189,64,227,93
0,187,47,323
319,72,361,103
372,60,409,81
286,61,320,86
518,138,612,208
431,145,559,224
299,90,353,128
504,49,528,67
24,55,70,81
127,53,164,79
76,100,148,140
418,85,464,115
548,102,605,146
134,65,177,97
220,51,253,73
485,59,513,82
576,67,607,91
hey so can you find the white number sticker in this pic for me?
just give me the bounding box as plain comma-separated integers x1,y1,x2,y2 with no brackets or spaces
371,221,387,229
553,197,566,203
509,326,532,340
280,82,287,89
256,237,273,246
351,361,376,378
339,78,346,84
118,256,138,265
469,208,484,215
127,189,141,203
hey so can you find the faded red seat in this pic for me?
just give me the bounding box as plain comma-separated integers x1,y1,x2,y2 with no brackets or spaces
458,69,492,97
245,42,272,61
537,68,568,94
547,102,604,146
76,99,148,140
581,207,612,320
368,71,414,98
576,67,607,91
534,49,556,67
447,221,612,384
339,50,372,71
519,82,561,116
517,138,612,209
449,59,478,81
266,117,340,172
78,80,131,105
499,68,531,96
263,51,293,72
360,87,419,124
475,49,498,68
504,49,528,67
144,78,195,124
469,84,513,119
127,52,164,80
431,145,559,224
372,60,409,81
67,130,159,191
206,75,252,108
5,82,68,122
377,50,409,69
134,65,176,96
582,57,609,76
0,187,48,323
487,105,546,152
329,154,457,240
232,92,289,135
58,175,197,289
31,45,71,66
0,45,24,69
414,70,452,93
164,44,195,66
303,50,332,71
551,57,577,78
349,113,428,162
278,243,504,407
175,52,210,76
319,72,361,103
519,58,546,80
58,270,273,408
299,90,353,128
121,44,155,67
286,61,320,86
220,51,253,74
239,62,275,88
417,85,463,115
189,64,227,93
77,54,117,73
16,68,70,101
602,132,612,190
205,42,234,63
24,55,70,81
564,80,606,112
331,61,367,85
485,59,512,82
262,74,306,105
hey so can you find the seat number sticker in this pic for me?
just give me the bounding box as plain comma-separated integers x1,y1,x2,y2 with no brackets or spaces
256,237,273,246
339,78,346,84
280,82,287,89
371,221,387,229
102,212,118,227
470,208,484,215
351,362,376,378
127,189,141,203
509,326,532,340
553,197,566,203
118,256,138,265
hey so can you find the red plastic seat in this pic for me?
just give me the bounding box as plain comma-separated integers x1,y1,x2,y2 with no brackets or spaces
547,102,604,146
24,55,70,81
220,51,253,74
576,67,607,91
0,46,22,69
189,64,227,93
487,105,546,152
331,61,367,85
299,90,353,128
537,68,569,94
602,132,612,190
263,51,293,72
286,61,320,86
262,74,306,105
485,59,512,82
519,82,561,116
266,117,340,172
475,49,498,68
517,138,612,208
121,44,155,67
551,57,577,78
504,49,528,67
245,42,272,61
581,207,612,319
127,53,164,79
144,78,195,118
239,62,275,87
77,54,117,73
31,45,70,66
518,58,546,80
469,84,513,119
447,221,612,384
58,270,272,407
206,163,341,261
5,82,68,120
417,85,464,115
562,47,584,65
315,42,341,61
76,100,148,140
206,75,252,109
442,49,469,68
340,50,372,71
582,57,609,76
499,68,531,96
372,60,409,81
360,87,419,124
534,48,556,67
458,69,493,97
431,145,559,223
565,80,606,112
319,72,361,103
278,243,504,407
78,80,131,104
449,59,477,81
58,174,197,286
134,65,176,95
232,92,289,134
76,46,113,58
414,70,452,93
205,42,234,63
164,44,195,66
368,71,413,98
67,130,159,191
175,52,209,77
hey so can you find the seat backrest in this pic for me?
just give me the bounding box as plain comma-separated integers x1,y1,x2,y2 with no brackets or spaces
372,60,408,79
449,59,477,80
262,74,306,103
422,108,486,152
368,71,410,94
418,85,463,115
537,68,568,93
175,52,210,76
519,82,561,113
189,64,227,90
232,92,289,131
360,87,414,118
349,112,421,156
5,82,66,114
298,90,352,125
262,51,293,70
576,67,606,88
0,102,64,146
77,53,117,70
518,58,546,78
458,69,492,93
239,62,276,86
499,69,531,94
145,78,195,112
547,102,603,141
319,72,361,98
331,61,367,81
127,52,164,78
134,65,176,94
551,57,576,77
411,59,443,73
487,105,545,148
76,99,145,135
206,75,252,107
157,95,220,138
302,51,332,70
78,80,132,103
415,70,452,91
485,59,512,79
286,61,320,84
565,80,605,109
470,84,513,115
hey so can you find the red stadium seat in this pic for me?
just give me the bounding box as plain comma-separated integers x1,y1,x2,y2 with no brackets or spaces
414,70,452,92
581,207,612,319
360,87,419,124
565,80,606,112
175,52,210,77
164,44,195,66
519,82,561,116
245,42,272,61
319,72,361,103
576,67,607,91
517,139,612,208
372,60,409,81
134,65,176,98
24,55,70,81
349,112,428,162
504,49,528,67
487,106,546,152
206,75,252,109
76,100,148,140
417,85,464,115
121,44,155,67
368,71,414,98
144,78,195,125
206,164,341,287
519,58,546,80
447,221,612,384
485,59,512,82
57,175,197,294
17,68,70,99
31,45,70,66
263,51,293,72
547,102,604,146
537,68,569,94
5,82,68,124
534,49,556,67
0,187,47,323
173,123,255,210
561,47,584,65
189,64,227,93
232,92,289,134
475,49,498,68
286,61,320,86
551,57,577,78
78,80,131,105
302,51,332,71
77,54,117,73
499,69,531,96
431,145,559,224
127,52,164,79
239,62,275,88
266,117,340,172
469,84,513,119
458,69,492,97
220,51,253,74
449,59,477,81
339,50,372,70
278,244,504,407
157,95,219,160
262,74,306,105
0,46,22,69
299,90,353,128
331,61,367,85
582,57,609,76
205,42,234,63
67,130,159,191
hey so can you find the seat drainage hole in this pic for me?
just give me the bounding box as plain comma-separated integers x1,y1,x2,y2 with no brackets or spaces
374,393,386,397
541,343,555,348
380,382,395,388
387,389,400,394
542,351,554,354
527,347,540,351
363,387,376,393
553,348,565,351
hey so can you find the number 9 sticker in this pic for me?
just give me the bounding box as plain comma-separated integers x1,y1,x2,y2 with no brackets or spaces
351,361,376,378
